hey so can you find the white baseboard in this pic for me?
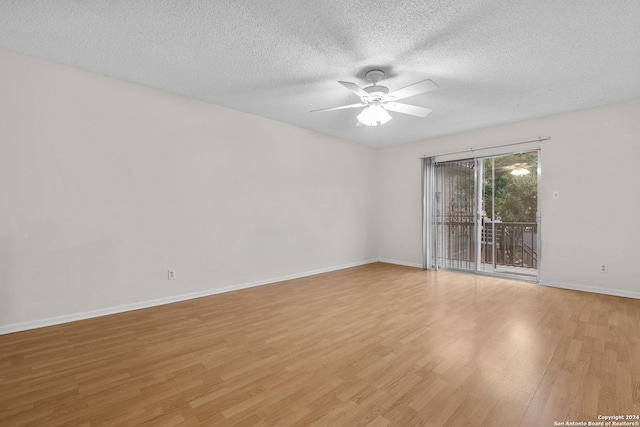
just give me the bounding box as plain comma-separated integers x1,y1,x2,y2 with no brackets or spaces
0,259,378,335
540,280,640,300
377,258,423,269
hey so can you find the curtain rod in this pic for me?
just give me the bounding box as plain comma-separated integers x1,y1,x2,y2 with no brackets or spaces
420,136,551,159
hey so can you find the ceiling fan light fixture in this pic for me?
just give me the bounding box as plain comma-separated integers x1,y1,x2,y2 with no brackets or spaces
511,168,530,176
357,104,392,126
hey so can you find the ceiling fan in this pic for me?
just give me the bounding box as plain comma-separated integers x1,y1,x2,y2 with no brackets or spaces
312,69,438,126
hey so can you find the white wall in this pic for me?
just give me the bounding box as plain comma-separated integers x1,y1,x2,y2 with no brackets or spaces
2,48,639,333
378,97,640,297
0,49,377,330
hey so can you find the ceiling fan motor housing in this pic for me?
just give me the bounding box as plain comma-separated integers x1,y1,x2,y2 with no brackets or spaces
364,85,389,98
364,70,389,100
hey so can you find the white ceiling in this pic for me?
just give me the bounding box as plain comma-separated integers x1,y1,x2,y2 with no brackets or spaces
1,1,640,147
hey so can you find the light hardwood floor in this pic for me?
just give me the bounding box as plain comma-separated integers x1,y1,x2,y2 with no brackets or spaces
1,263,639,426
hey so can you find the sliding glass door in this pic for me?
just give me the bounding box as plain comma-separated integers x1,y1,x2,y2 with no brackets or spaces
426,151,539,279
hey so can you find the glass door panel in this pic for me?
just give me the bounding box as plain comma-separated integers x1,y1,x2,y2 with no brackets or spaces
434,160,477,271
480,151,539,277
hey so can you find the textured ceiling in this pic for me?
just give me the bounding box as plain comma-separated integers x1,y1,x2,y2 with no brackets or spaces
1,1,640,147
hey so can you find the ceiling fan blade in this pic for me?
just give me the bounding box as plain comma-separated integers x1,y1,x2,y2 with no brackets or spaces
384,102,433,117
338,81,370,99
310,102,367,113
384,79,438,101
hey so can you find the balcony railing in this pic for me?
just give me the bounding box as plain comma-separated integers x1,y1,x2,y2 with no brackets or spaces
435,220,538,273
481,221,537,269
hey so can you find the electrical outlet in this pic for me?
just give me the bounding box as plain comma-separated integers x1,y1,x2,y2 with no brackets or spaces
599,264,608,273
168,269,176,280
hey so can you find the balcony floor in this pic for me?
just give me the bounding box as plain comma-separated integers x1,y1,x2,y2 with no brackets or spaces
442,260,537,277
483,263,537,277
